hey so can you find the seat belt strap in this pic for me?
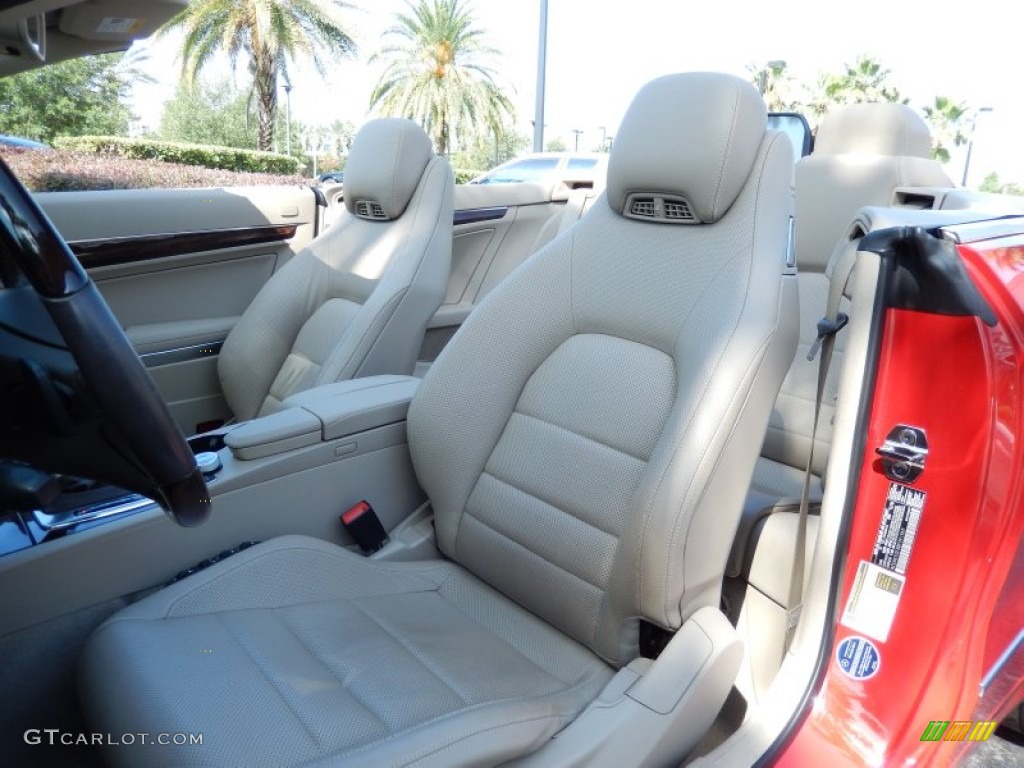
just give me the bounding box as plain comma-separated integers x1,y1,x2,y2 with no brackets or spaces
785,245,858,650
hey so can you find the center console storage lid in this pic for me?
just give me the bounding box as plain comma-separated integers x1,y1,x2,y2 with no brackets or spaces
281,375,420,441
225,376,421,459
224,407,322,460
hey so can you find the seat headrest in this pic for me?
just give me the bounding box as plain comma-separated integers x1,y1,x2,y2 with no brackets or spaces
606,72,767,225
814,103,933,158
344,118,434,221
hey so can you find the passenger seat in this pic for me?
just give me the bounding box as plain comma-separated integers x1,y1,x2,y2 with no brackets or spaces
740,103,953,540
729,103,954,701
218,118,454,421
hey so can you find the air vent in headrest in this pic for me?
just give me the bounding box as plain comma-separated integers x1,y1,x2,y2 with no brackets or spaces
355,200,388,220
624,194,697,224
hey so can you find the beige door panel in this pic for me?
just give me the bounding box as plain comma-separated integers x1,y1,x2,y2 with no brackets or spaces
37,186,317,244
147,357,227,434
34,186,320,431
419,183,568,365
94,251,278,330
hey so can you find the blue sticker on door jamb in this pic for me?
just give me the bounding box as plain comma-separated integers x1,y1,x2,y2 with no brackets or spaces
836,635,881,681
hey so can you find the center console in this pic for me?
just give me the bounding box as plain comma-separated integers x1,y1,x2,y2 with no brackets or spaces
0,375,424,557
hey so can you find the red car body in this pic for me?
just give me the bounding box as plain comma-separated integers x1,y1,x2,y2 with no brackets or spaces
773,226,1024,766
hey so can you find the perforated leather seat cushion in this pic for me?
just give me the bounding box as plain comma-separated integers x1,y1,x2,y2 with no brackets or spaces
79,536,613,767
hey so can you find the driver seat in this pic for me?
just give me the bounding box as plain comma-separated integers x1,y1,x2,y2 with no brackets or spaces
79,72,797,767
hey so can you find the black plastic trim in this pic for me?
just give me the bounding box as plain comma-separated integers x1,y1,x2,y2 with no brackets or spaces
860,226,997,326
453,206,508,226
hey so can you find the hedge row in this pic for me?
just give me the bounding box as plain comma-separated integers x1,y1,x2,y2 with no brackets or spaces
53,136,303,176
1,147,307,192
453,168,484,184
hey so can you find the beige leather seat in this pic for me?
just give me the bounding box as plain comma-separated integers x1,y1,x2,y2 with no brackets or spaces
218,118,454,421
748,102,953,506
79,72,797,767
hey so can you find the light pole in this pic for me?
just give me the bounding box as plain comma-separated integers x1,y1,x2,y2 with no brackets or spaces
961,106,993,188
571,129,582,151
532,0,548,152
283,82,293,156
599,126,607,151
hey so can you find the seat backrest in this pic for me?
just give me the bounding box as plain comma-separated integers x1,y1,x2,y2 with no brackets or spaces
408,73,797,665
758,103,952,483
219,118,454,420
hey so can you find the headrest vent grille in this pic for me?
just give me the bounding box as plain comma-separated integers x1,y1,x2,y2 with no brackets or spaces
624,193,697,224
355,200,388,220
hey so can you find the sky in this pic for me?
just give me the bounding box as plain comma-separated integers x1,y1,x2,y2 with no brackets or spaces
129,0,1023,186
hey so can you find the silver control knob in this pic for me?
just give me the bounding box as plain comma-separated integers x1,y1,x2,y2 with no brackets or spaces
195,451,222,479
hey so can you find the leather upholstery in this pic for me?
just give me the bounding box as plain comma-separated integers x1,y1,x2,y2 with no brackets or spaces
79,537,613,767
813,103,932,157
343,117,434,221
218,118,453,420
795,103,952,273
410,72,795,663
607,72,767,224
81,72,798,766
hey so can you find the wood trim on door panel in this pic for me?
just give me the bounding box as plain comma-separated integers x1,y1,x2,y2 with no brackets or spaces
69,224,299,269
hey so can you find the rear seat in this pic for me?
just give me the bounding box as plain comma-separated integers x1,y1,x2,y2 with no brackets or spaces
729,103,954,577
729,103,954,701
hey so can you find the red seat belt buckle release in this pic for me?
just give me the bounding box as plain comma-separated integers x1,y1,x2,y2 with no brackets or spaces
340,501,389,553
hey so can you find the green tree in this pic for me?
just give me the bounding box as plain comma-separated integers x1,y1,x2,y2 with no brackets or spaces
980,172,1024,196
370,0,514,155
811,55,906,118
0,53,135,142
159,0,357,152
544,136,567,152
748,60,801,112
159,79,257,148
451,125,528,170
922,96,968,163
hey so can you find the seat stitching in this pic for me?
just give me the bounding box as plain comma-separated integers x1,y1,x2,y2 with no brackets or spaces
432,581,595,687
275,610,393,734
662,137,781,613
478,468,622,541
347,600,471,706
216,612,324,748
634,248,748,619
154,544,453,619
295,673,607,765
510,409,649,464
463,511,608,595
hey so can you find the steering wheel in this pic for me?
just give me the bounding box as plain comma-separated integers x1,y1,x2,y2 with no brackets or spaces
0,157,209,526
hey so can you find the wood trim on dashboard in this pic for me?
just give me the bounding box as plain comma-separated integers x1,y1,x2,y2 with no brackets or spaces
69,224,299,269
453,207,508,226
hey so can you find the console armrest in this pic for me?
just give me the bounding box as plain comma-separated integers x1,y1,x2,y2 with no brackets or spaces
224,408,321,460
225,376,421,460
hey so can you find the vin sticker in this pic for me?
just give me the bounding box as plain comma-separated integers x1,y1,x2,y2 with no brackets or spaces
836,635,881,681
871,483,926,575
841,560,904,642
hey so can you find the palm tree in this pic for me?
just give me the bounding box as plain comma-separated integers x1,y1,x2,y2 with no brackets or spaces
747,60,800,112
160,0,357,152
811,55,907,118
923,96,968,163
370,0,513,156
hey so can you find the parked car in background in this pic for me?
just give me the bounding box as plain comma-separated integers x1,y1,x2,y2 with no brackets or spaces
0,135,50,150
468,151,608,186
317,170,344,184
